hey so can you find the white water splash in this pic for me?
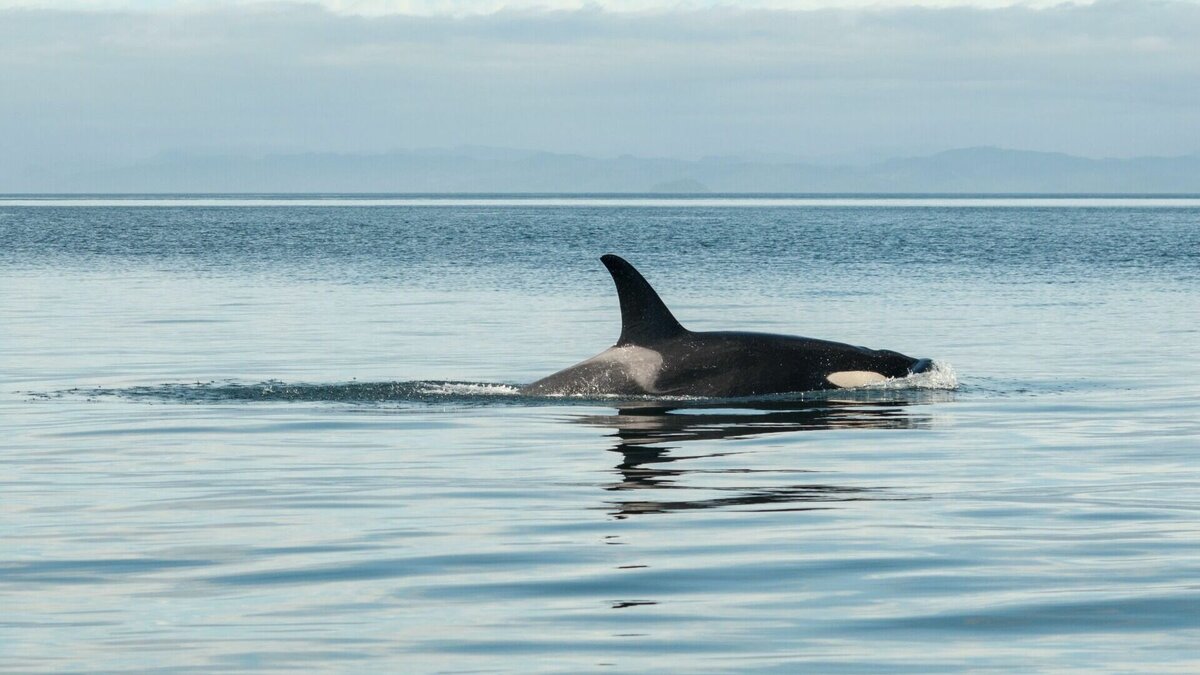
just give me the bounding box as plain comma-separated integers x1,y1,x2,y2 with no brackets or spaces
866,360,958,390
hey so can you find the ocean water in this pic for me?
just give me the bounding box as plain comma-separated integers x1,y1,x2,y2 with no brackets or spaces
2,196,1198,672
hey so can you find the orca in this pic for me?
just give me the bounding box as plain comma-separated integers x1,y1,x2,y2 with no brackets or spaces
522,254,933,397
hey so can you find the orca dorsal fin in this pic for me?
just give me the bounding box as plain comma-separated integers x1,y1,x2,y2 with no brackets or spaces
601,254,686,346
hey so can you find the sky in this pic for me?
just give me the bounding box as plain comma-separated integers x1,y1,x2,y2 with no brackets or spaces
2,0,1199,184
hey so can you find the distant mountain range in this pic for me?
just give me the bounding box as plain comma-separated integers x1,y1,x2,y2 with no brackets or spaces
12,146,1200,193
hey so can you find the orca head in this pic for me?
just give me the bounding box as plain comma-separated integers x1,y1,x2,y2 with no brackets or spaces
909,357,934,374
873,349,931,378
824,349,931,389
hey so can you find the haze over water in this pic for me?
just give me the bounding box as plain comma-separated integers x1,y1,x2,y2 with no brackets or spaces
2,196,1199,672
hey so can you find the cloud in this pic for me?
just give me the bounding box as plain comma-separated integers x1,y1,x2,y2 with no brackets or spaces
1,0,1198,185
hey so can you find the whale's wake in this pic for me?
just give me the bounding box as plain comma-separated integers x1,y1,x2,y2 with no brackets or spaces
52,380,523,406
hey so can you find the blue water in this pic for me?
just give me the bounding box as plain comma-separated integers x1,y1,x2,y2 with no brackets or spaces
2,196,1199,672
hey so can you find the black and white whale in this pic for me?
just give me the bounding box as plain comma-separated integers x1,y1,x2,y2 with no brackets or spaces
522,254,933,397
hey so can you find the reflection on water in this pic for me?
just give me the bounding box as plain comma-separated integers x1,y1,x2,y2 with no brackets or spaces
574,395,947,517
41,380,951,521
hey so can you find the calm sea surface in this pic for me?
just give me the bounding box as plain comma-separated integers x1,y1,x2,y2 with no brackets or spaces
2,196,1198,672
